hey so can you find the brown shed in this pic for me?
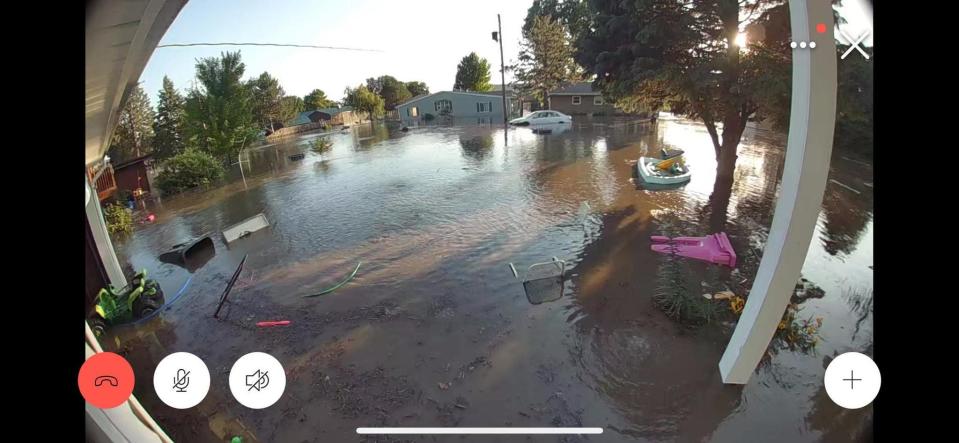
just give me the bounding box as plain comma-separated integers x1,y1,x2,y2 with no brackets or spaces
113,153,154,198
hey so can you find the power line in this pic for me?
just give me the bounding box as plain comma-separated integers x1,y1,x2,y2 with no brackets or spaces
156,42,384,52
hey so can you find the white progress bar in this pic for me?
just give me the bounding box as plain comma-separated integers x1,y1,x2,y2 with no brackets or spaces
357,428,604,435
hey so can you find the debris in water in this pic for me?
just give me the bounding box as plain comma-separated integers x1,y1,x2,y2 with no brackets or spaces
214,254,248,318
713,290,736,300
437,382,450,390
702,293,713,300
304,262,362,297
222,213,270,244
257,320,291,327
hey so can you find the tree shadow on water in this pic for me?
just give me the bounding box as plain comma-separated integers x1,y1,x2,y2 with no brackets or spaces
458,133,494,161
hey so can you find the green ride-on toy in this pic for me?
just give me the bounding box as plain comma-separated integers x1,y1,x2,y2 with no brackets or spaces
88,269,165,337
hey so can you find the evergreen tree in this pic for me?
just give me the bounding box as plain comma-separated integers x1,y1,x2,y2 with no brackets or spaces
453,52,492,91
152,76,186,161
109,83,155,163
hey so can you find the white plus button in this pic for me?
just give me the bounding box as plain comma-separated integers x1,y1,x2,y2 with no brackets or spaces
824,352,880,409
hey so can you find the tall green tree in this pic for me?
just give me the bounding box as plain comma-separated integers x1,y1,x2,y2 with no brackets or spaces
247,72,285,131
365,77,385,96
343,85,384,123
453,52,492,92
152,76,186,161
304,88,334,110
523,0,590,44
515,15,580,105
279,95,305,124
574,0,786,184
183,51,257,161
364,75,413,110
380,77,413,110
405,81,429,97
108,83,155,163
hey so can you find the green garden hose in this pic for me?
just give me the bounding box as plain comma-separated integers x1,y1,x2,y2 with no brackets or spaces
304,261,362,297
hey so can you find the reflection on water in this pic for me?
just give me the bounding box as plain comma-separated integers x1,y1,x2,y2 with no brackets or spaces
108,115,872,442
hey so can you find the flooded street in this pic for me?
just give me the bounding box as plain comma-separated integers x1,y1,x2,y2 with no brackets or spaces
104,114,873,442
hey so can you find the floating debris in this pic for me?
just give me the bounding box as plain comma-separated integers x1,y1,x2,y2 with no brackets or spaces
257,320,291,327
214,254,248,318
713,290,736,300
304,262,362,297
222,213,270,244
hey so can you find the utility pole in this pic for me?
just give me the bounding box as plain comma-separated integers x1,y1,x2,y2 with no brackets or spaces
495,14,508,127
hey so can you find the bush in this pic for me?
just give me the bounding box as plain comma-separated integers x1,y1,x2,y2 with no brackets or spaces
104,203,133,235
156,149,224,195
651,212,722,327
423,113,436,121
309,137,333,153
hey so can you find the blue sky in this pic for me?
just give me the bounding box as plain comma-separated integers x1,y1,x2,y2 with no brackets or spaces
138,0,873,108
139,0,533,105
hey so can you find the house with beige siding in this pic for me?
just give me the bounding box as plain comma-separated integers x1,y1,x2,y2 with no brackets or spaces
547,82,625,116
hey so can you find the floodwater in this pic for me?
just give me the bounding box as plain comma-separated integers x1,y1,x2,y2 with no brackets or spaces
104,114,873,442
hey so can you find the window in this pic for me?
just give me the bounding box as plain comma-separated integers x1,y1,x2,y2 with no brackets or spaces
477,102,492,113
594,96,604,105
410,106,418,117
434,99,452,114
571,96,582,105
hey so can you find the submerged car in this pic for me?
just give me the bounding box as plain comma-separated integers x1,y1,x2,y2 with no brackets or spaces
509,110,572,126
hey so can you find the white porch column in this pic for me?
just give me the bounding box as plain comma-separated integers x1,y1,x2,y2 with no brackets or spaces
86,175,127,288
719,0,838,384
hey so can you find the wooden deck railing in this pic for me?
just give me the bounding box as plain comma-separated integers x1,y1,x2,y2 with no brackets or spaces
88,163,117,201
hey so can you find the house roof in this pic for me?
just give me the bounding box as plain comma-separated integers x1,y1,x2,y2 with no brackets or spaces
292,107,352,125
316,106,353,115
396,90,501,108
548,82,600,96
292,110,318,125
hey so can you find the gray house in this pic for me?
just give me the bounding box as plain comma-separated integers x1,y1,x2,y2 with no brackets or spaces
396,91,505,124
547,82,623,116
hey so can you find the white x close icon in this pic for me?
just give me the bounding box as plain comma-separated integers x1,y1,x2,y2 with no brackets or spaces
838,29,870,60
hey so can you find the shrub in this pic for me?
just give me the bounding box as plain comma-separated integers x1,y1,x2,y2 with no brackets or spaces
156,149,224,195
423,113,436,121
104,203,133,235
653,246,721,327
651,212,722,327
309,137,333,153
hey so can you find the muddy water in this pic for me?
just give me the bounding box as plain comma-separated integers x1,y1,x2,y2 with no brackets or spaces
105,115,873,442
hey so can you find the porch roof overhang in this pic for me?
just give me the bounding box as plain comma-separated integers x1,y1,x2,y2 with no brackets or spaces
85,0,188,167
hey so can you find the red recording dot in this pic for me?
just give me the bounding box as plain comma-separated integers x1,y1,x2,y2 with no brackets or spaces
816,23,827,33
